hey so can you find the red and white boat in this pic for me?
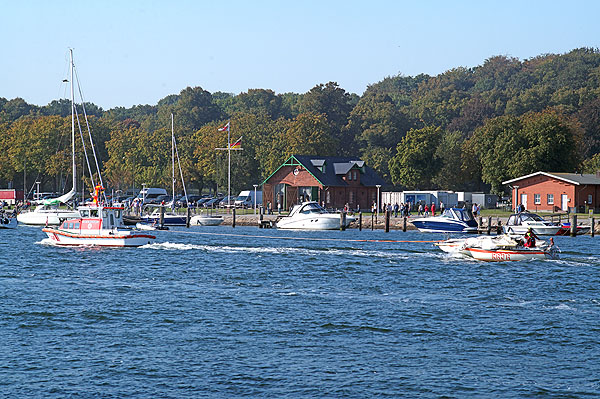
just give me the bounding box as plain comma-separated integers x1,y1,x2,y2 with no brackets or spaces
435,234,559,261
43,205,155,247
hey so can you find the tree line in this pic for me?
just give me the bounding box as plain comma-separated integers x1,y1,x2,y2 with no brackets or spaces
2,47,600,197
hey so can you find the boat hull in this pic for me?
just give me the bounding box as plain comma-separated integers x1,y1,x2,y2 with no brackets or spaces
17,209,81,226
189,215,223,226
43,228,155,247
502,225,562,235
0,216,17,229
411,218,478,233
142,214,187,226
276,215,354,230
463,247,552,261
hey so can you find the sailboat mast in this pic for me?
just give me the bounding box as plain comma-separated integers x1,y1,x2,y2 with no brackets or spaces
228,122,231,207
70,49,76,197
171,113,175,211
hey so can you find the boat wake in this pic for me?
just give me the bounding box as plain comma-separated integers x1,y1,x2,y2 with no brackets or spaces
142,241,411,259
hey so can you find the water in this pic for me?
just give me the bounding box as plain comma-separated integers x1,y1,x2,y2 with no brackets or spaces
1,226,599,398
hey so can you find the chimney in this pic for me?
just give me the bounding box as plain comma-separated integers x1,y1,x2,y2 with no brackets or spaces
596,170,600,178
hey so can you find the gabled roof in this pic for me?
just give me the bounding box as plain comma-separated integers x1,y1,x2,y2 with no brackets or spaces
263,155,386,187
503,171,600,186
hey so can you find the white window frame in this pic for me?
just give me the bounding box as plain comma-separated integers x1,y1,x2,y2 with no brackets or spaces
534,194,541,204
547,194,554,205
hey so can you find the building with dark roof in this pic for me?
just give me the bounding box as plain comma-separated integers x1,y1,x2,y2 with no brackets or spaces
262,155,386,211
502,171,600,213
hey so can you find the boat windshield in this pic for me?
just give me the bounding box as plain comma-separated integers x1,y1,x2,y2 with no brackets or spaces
299,203,328,214
521,213,544,222
442,208,473,221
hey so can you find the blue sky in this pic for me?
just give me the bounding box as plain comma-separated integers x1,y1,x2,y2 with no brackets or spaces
2,0,599,109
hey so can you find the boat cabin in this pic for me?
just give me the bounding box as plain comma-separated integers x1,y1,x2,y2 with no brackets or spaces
506,213,550,227
441,208,474,221
59,206,125,233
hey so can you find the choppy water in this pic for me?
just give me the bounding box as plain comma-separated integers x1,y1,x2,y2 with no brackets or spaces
1,226,599,398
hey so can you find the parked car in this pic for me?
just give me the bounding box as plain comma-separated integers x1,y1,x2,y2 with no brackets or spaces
196,197,212,207
203,197,223,208
177,195,203,207
219,196,237,208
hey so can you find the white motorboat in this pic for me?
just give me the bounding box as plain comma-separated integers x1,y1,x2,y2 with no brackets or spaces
411,208,478,233
276,201,355,230
503,213,562,235
0,211,18,229
43,205,155,247
189,214,223,226
17,204,80,226
435,234,559,261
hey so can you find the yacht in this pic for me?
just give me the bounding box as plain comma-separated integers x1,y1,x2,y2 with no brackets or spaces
276,201,355,230
411,208,478,233
502,212,562,235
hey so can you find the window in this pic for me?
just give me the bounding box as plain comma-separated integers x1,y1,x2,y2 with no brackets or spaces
547,194,554,205
534,194,541,204
588,194,593,204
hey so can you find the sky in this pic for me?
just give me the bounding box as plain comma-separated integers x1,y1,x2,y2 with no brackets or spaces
2,0,599,110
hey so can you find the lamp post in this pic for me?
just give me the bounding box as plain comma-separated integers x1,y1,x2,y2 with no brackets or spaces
253,184,258,215
513,185,519,212
376,184,381,221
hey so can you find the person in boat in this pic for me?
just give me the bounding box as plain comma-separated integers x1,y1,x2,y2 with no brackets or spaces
524,227,539,248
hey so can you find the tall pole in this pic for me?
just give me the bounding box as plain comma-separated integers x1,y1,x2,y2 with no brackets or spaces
253,184,258,215
376,184,381,221
70,49,76,197
171,113,175,211
228,121,231,208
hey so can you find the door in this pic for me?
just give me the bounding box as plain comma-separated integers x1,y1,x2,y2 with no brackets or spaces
561,194,568,212
520,194,527,211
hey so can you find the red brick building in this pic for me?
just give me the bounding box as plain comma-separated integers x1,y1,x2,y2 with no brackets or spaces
503,172,600,213
262,155,386,211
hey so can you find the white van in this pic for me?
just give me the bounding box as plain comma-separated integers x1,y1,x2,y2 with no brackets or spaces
234,190,262,208
137,187,168,204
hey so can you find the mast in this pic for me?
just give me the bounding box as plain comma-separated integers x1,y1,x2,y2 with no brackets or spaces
70,49,76,197
171,113,175,212
228,121,231,207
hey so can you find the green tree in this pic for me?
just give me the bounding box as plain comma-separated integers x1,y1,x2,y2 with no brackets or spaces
389,126,442,189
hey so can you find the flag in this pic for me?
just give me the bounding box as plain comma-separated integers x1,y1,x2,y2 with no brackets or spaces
218,121,230,132
229,136,242,149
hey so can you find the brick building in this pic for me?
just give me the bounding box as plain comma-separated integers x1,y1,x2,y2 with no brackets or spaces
502,172,600,213
262,155,386,211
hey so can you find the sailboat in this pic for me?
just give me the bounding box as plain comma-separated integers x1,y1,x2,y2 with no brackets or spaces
42,49,155,247
17,63,81,226
141,114,189,226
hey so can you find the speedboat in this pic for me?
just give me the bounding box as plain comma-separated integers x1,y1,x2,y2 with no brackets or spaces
0,211,17,229
43,204,155,247
555,222,591,236
435,234,559,261
503,213,562,235
189,214,223,226
411,208,478,233
276,201,355,230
